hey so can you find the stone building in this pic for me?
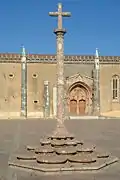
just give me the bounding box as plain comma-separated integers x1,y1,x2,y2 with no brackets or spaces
0,52,120,118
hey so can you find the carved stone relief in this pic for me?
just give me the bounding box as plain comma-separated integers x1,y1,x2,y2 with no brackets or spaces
65,73,93,116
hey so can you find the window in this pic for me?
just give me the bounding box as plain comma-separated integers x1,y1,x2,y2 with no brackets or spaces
9,73,14,78
112,75,119,100
32,73,38,78
33,100,39,104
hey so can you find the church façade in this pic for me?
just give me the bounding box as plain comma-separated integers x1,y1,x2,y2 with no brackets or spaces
0,53,119,118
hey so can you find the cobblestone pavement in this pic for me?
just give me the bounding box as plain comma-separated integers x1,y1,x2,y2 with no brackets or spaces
0,118,120,180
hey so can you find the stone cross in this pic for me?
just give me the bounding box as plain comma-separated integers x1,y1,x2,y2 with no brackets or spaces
21,46,27,118
49,3,71,131
49,3,71,30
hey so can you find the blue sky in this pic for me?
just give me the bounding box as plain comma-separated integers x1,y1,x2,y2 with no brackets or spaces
0,0,120,55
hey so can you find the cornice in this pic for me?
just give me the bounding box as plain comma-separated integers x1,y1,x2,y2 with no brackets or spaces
0,53,120,64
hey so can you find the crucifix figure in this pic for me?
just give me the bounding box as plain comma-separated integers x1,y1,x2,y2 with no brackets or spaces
49,3,71,136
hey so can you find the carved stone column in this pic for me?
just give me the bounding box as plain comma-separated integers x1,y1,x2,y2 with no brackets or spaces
64,80,69,120
55,31,65,124
21,46,27,118
49,3,71,135
53,85,57,117
44,80,50,118
93,48,100,116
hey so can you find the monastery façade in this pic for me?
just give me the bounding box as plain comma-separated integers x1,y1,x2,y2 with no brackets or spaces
0,53,120,118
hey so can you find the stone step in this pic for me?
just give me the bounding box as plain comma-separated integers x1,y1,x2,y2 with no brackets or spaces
69,116,106,120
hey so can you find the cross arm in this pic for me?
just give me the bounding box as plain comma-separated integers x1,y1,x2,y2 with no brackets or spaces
62,12,71,17
49,12,58,17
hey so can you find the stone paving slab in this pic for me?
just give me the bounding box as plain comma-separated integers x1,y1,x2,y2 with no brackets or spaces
0,118,119,179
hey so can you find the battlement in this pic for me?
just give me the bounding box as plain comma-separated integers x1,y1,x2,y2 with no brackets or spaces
0,53,120,64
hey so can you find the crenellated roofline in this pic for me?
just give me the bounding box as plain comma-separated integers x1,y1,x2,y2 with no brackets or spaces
0,53,120,64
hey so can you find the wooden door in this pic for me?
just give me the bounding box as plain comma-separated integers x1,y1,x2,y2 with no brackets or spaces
70,99,77,115
79,99,86,115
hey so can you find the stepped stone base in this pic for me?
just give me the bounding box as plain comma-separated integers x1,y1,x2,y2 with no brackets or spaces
9,124,119,174
69,116,100,120
69,115,109,120
9,156,118,173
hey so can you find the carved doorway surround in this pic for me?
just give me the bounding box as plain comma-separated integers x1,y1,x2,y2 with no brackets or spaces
65,73,93,116
68,84,88,115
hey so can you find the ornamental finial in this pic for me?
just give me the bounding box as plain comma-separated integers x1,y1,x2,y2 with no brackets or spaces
95,48,99,58
21,45,26,57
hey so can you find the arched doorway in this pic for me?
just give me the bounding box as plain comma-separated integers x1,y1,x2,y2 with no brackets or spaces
68,82,90,116
70,99,77,115
79,99,86,115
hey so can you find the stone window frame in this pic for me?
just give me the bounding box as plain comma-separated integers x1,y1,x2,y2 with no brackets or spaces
112,75,119,102
32,73,38,78
8,73,14,79
33,100,39,104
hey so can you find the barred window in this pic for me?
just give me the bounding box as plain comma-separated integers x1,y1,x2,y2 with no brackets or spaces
112,75,119,100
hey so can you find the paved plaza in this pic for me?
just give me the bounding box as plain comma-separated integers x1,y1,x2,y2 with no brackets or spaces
0,118,120,179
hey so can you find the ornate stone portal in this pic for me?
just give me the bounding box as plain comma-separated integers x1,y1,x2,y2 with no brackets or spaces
9,3,118,174
69,84,88,115
66,73,93,116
